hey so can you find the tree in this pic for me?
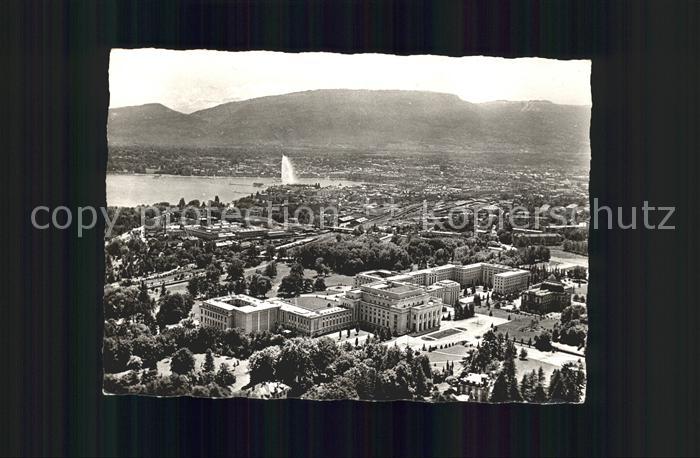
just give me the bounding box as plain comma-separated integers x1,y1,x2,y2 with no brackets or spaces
242,245,260,266
519,348,528,360
226,258,245,282
302,378,359,400
534,331,553,352
532,383,548,403
303,278,314,293
290,262,305,277
131,335,162,369
314,257,329,277
489,351,522,402
531,366,548,402
187,277,201,298
520,372,535,402
309,338,341,375
214,362,236,386
248,274,272,298
103,288,141,320
264,261,278,278
275,339,315,393
232,278,248,295
156,293,193,329
278,274,304,298
205,262,223,285
548,361,586,403
170,348,195,375
249,346,281,385
137,281,151,306
466,303,475,319
556,319,588,348
313,277,327,291
106,238,125,258
263,244,275,261
103,338,132,373
465,330,503,373
561,304,587,324
203,348,216,373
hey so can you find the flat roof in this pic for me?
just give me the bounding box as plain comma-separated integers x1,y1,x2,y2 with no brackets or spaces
374,283,422,294
496,270,529,278
411,299,442,310
288,295,340,311
386,284,417,294
278,302,317,318
434,279,460,286
205,295,280,313
317,306,349,316
363,281,424,295
277,300,348,318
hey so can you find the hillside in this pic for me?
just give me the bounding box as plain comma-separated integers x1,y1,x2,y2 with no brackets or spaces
107,90,590,152
108,103,210,146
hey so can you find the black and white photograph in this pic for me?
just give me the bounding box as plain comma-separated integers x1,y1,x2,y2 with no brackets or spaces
102,50,590,402
10,1,700,455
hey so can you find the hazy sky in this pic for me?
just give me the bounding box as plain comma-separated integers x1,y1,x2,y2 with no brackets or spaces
109,49,591,113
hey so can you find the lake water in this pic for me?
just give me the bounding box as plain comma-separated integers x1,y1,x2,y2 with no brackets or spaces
106,174,364,207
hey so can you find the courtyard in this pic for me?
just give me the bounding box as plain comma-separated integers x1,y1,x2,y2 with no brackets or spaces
386,313,509,351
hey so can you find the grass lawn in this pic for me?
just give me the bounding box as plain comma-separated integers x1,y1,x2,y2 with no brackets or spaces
474,306,518,321
424,328,463,340
548,248,589,267
267,265,353,297
323,272,355,287
424,341,580,378
268,263,291,296
426,344,471,367
494,317,559,342
474,306,558,342
572,282,588,297
513,356,560,383
291,295,341,311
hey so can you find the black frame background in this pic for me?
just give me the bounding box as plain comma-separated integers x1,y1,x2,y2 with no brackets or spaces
3,0,699,456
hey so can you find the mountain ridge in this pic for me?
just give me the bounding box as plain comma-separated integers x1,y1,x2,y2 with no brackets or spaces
107,89,590,151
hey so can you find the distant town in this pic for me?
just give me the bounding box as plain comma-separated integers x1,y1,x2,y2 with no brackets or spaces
103,151,588,402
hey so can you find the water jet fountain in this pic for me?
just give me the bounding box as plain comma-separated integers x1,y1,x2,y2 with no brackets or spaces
281,155,298,184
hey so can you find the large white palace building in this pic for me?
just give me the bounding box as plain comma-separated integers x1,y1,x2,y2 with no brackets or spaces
199,262,530,337
355,262,530,296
